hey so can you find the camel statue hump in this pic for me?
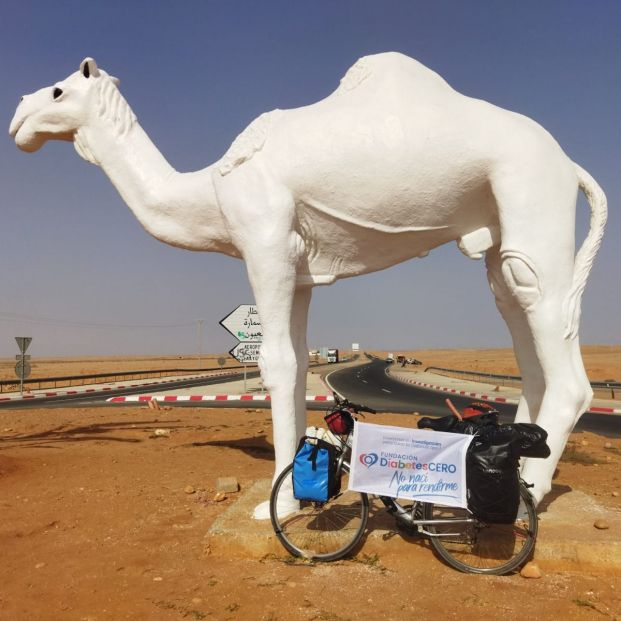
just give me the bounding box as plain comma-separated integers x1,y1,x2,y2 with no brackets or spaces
218,110,281,176
335,52,452,98
338,56,373,91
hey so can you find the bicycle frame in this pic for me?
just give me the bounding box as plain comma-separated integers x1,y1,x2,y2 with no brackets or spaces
379,495,477,536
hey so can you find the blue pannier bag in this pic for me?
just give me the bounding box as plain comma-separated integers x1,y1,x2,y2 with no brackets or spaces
292,436,340,502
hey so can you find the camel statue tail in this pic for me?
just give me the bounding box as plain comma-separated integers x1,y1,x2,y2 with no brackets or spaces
563,163,607,340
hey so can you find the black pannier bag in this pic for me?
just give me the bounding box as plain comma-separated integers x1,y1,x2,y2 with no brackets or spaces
292,436,341,502
418,403,550,523
466,429,521,523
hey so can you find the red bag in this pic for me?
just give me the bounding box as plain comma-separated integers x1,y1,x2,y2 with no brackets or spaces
324,408,354,435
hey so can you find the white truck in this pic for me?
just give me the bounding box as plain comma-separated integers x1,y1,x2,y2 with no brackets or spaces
327,348,339,363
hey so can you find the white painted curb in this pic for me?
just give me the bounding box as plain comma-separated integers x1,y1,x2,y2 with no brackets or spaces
391,374,621,415
0,371,238,403
106,395,334,403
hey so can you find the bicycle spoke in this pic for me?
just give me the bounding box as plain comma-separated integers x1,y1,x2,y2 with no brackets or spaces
270,463,369,561
424,484,537,574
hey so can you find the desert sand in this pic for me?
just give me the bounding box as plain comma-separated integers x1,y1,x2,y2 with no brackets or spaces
0,349,620,619
1,345,619,382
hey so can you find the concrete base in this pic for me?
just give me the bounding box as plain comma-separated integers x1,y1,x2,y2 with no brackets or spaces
207,480,621,573
208,480,282,558
207,479,426,559
535,487,621,572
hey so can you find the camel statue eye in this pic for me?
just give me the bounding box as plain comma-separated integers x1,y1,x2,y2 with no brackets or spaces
53,87,63,100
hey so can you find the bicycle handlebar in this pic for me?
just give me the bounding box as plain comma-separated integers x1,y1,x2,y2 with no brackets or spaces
333,393,376,415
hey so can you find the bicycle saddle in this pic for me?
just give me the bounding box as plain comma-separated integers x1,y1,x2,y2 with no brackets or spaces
417,414,457,432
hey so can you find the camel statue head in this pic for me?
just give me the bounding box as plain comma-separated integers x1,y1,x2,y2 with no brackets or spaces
9,58,122,154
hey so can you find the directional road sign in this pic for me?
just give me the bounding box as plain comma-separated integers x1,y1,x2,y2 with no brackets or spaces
229,342,261,364
219,305,262,342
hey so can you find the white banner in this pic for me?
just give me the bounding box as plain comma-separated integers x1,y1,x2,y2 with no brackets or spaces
349,421,473,508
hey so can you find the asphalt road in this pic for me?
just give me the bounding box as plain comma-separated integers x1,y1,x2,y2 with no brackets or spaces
0,370,263,409
325,359,620,438
3,358,618,437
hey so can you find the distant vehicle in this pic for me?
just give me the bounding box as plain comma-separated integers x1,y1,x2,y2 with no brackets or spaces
385,353,395,364
407,358,422,365
327,348,339,363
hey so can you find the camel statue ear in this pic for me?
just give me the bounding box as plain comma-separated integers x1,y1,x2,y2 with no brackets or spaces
110,76,120,87
80,57,100,79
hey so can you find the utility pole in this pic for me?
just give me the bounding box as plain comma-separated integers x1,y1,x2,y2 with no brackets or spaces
197,319,204,368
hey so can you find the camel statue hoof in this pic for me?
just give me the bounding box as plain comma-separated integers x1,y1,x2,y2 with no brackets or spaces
252,500,273,520
252,498,299,520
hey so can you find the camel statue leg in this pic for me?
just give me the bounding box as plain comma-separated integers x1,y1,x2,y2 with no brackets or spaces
214,161,311,518
249,282,311,519
518,309,592,504
486,248,545,425
250,286,314,519
243,253,305,519
290,286,313,443
490,171,593,504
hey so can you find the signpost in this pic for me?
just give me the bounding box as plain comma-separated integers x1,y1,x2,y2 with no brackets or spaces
219,305,263,344
219,305,262,392
15,337,32,396
229,342,261,364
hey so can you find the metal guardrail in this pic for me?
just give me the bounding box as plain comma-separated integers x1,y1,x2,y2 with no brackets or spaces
424,366,619,400
0,359,329,394
0,365,243,393
424,366,522,387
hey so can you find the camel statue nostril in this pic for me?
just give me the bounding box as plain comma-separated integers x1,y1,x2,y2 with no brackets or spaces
53,87,63,100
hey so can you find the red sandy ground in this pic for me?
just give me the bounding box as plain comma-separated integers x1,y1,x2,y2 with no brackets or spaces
1,401,620,620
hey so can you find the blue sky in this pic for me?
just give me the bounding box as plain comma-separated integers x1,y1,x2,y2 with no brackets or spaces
0,1,619,358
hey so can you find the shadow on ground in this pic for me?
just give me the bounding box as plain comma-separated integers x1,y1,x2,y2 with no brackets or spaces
0,419,187,449
193,436,274,461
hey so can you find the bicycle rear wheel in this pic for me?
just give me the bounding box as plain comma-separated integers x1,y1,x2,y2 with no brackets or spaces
424,482,538,575
270,462,369,562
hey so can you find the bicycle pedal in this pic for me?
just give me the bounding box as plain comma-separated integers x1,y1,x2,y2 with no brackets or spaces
395,521,421,537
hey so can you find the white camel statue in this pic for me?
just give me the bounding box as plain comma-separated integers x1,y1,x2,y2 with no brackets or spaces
9,53,606,518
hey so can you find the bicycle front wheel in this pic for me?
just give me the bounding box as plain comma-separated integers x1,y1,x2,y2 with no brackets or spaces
270,462,369,562
424,482,538,575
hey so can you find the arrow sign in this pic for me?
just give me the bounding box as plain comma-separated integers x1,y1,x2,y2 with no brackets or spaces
15,337,32,353
219,305,262,342
229,342,261,364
